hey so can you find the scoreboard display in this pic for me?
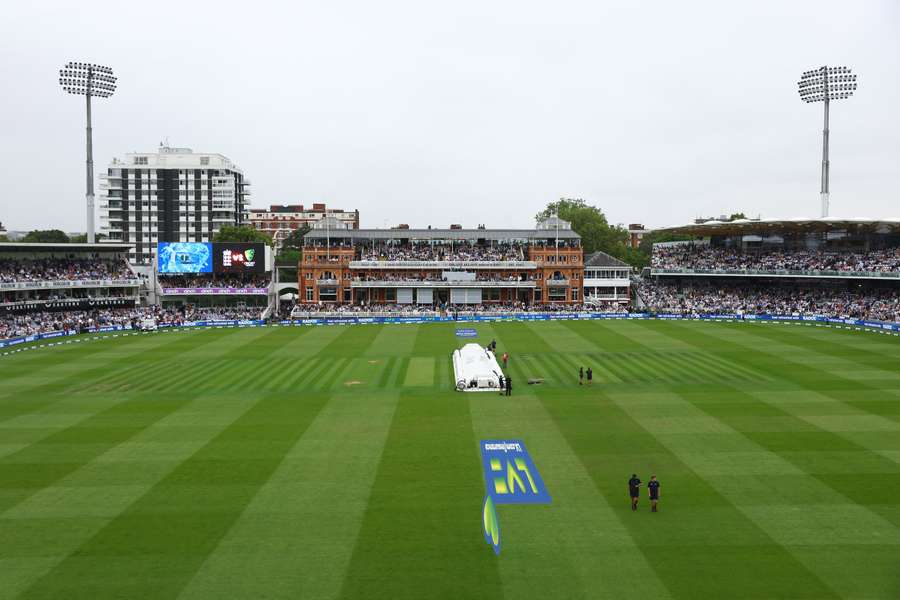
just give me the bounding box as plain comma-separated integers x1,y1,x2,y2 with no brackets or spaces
213,243,265,274
157,242,266,274
157,243,213,274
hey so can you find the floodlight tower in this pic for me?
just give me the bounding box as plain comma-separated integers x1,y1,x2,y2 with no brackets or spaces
797,66,857,218
59,62,117,243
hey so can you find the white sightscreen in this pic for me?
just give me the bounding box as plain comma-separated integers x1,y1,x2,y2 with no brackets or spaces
417,288,434,304
397,288,413,304
450,288,482,304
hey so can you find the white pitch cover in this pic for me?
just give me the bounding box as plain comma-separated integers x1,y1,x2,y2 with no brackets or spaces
452,343,504,392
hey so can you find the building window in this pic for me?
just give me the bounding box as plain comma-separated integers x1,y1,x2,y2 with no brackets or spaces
305,287,313,301
549,287,566,301
385,288,397,302
319,287,338,301
133,156,148,165
572,287,579,301
200,156,209,165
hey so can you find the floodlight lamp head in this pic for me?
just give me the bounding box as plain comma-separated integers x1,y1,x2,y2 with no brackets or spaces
797,65,856,103
58,61,117,98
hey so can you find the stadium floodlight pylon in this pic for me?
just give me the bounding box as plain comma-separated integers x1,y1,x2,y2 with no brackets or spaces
797,66,857,218
59,62,118,244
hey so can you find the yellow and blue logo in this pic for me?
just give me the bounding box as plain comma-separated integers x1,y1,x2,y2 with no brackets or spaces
480,439,551,554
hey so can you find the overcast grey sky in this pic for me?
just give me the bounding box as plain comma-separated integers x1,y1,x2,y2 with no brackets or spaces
1,0,898,233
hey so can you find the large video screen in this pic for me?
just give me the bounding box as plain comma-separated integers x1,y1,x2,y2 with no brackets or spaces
157,242,213,274
213,243,265,273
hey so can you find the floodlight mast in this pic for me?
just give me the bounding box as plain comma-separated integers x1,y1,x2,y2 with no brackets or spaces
59,62,117,243
797,66,857,218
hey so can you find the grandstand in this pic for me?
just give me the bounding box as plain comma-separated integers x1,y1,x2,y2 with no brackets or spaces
640,218,900,323
297,218,587,310
152,241,275,319
0,242,144,337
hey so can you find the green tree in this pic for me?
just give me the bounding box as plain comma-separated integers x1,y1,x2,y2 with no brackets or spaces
535,198,628,257
212,225,272,245
276,248,301,266
23,229,70,243
727,212,747,221
70,233,107,243
280,225,310,251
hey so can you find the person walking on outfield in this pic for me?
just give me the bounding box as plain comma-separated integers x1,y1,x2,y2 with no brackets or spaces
628,474,641,511
505,375,512,396
648,475,660,512
587,367,593,386
579,366,584,385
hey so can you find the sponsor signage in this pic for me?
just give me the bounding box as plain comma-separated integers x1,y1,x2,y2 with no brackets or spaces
157,242,266,274
479,439,551,555
214,243,265,274
455,328,478,337
161,287,268,295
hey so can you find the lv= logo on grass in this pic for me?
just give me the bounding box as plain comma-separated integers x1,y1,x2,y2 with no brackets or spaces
480,439,551,555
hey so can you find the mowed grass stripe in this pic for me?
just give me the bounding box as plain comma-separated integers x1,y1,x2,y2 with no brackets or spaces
276,357,324,391
578,352,622,384
0,331,252,515
262,356,307,391
478,325,673,598
339,390,504,599
682,322,900,420
18,391,332,599
610,389,897,599
176,391,401,599
494,321,841,598
0,393,261,599
0,330,227,420
644,324,900,521
391,357,411,388
467,390,672,598
376,356,397,389
314,357,353,391
538,386,838,599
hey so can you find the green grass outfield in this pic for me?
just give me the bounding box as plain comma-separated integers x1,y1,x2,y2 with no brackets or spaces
0,320,898,599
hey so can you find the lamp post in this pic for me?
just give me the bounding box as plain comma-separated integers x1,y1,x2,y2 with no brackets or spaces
798,66,857,218
59,62,117,243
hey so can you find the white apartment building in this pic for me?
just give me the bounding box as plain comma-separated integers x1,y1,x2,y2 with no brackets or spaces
99,145,250,264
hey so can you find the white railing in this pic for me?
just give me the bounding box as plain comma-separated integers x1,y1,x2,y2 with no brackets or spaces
291,310,441,319
349,260,537,269
650,268,900,280
350,280,538,288
0,279,141,291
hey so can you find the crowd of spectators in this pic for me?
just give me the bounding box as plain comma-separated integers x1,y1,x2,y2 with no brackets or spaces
637,280,899,322
348,273,541,283
0,304,271,340
0,306,180,339
358,243,525,262
290,301,629,317
159,274,271,289
0,257,137,283
187,306,265,321
652,244,900,274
